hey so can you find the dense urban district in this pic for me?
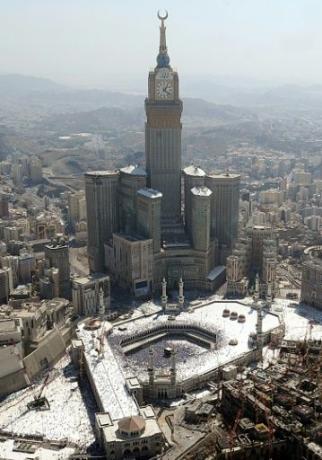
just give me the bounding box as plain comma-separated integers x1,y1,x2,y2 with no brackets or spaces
1,12,322,460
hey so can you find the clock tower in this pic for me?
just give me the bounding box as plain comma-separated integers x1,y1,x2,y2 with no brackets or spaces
145,12,183,223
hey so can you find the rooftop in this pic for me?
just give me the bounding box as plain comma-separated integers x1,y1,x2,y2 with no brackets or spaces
77,321,139,419
118,415,146,433
137,187,163,199
191,186,212,197
183,165,206,177
0,356,95,445
207,172,241,180
0,318,16,333
120,164,147,177
85,170,118,177
73,272,109,286
114,232,152,243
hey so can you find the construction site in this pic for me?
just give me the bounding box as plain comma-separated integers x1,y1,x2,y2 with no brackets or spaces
0,297,322,459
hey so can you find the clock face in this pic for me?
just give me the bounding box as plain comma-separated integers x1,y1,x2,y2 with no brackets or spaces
156,68,173,81
156,80,174,100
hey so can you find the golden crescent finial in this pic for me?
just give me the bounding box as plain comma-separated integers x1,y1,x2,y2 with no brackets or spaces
157,10,168,21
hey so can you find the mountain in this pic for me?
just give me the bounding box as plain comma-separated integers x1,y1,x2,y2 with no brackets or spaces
2,73,322,115
35,97,250,135
0,74,66,94
39,106,144,132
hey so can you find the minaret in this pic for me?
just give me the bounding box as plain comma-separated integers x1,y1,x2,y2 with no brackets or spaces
170,348,176,385
256,303,264,360
266,282,272,308
98,286,105,316
255,273,260,300
145,11,183,223
148,348,155,386
178,277,184,308
161,277,168,310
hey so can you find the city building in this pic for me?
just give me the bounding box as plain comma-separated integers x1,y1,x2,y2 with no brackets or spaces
226,226,278,299
67,191,87,224
205,173,240,258
0,193,9,218
0,267,12,303
85,170,119,273
72,273,110,316
0,318,24,396
95,408,164,460
44,238,70,298
301,246,322,310
28,156,43,184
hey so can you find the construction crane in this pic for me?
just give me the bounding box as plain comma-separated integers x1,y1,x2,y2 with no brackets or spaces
27,374,50,410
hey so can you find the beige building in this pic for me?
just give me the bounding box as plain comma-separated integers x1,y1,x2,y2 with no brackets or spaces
0,318,25,396
95,407,163,460
106,234,153,297
226,226,278,299
293,169,312,186
15,298,69,351
67,191,87,223
30,211,63,240
72,273,110,316
0,298,71,396
259,189,284,207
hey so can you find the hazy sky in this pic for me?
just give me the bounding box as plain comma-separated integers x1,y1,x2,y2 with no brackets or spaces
1,0,322,90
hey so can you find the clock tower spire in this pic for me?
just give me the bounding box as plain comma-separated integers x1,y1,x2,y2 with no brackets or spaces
157,10,170,68
145,12,183,223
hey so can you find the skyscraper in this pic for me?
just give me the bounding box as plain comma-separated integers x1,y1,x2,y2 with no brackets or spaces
44,239,70,298
85,171,119,273
206,173,240,251
145,13,182,223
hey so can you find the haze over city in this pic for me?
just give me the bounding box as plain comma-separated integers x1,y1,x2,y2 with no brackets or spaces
1,0,322,91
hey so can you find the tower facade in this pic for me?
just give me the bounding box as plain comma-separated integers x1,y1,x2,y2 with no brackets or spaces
137,188,162,253
145,13,182,223
206,173,240,253
85,171,119,273
119,166,146,234
190,186,212,252
183,166,206,235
